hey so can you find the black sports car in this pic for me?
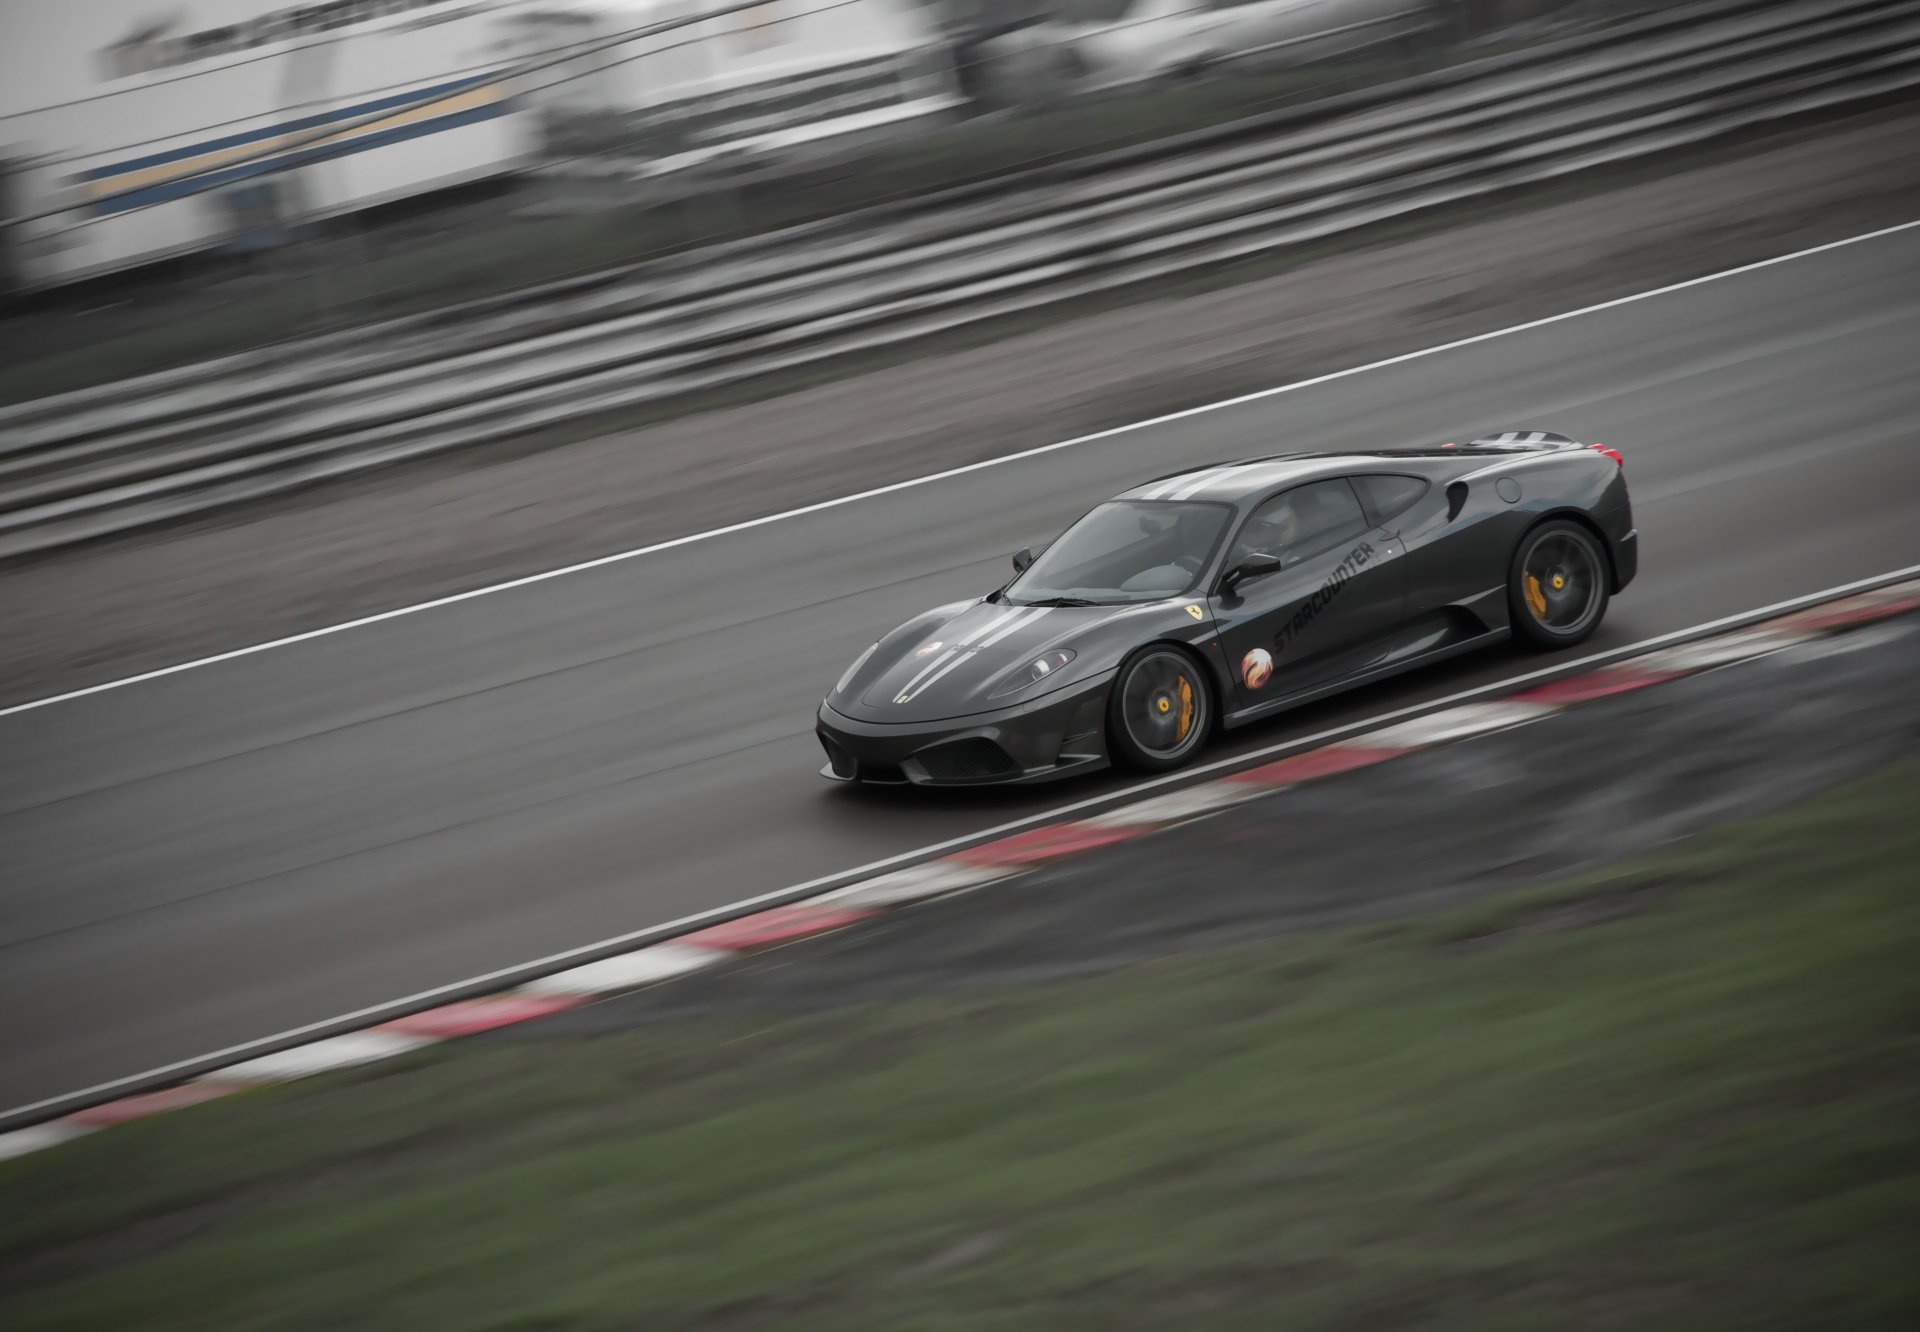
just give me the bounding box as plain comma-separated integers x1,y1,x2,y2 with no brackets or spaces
818,430,1636,786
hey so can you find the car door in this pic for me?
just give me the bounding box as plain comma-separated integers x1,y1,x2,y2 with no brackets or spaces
1213,477,1406,710
1352,470,1500,627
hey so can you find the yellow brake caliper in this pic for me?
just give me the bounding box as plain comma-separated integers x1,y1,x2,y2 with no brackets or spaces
1525,574,1548,619
1174,676,1194,743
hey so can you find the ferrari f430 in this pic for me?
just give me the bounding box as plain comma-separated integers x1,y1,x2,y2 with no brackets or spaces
817,431,1636,785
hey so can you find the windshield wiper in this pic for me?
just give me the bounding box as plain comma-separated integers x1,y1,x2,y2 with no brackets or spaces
1019,596,1105,607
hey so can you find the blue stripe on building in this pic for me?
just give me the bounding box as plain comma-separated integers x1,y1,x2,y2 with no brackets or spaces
87,102,511,216
79,71,502,181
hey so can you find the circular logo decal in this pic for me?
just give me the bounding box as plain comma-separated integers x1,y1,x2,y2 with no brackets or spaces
1242,647,1273,690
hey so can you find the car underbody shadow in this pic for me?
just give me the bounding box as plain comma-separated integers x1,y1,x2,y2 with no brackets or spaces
819,636,1549,811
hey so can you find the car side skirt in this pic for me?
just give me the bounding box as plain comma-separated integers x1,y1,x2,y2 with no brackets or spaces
1221,628,1509,730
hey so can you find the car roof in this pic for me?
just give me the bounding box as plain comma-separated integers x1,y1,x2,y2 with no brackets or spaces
1116,433,1581,503
1116,455,1334,503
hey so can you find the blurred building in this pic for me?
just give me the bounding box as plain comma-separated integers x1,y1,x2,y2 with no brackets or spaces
0,0,537,288
500,0,959,174
943,0,1438,106
0,0,968,288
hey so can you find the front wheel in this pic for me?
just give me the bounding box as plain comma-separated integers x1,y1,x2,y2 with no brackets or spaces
1107,646,1212,773
1508,519,1610,649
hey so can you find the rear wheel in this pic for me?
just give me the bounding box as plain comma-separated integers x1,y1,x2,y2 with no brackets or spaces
1107,646,1212,773
1509,519,1610,649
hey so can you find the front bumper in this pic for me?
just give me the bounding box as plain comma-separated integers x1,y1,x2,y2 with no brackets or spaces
816,672,1115,786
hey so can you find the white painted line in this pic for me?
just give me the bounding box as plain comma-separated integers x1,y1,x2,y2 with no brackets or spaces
0,1122,94,1161
1082,782,1269,827
1775,620,1913,663
1631,627,1813,674
519,943,727,996
196,1031,434,1085
1805,579,1920,613
1861,580,1920,604
1365,700,1556,748
2,218,1916,723
10,561,1920,1129
815,859,1014,907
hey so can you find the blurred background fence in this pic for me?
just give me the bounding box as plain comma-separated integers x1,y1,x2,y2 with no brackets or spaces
0,2,1648,354
0,0,1915,555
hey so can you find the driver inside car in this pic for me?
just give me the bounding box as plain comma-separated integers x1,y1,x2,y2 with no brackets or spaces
1234,500,1301,566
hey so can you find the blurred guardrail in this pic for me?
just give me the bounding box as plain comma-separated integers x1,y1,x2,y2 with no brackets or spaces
1,0,1915,558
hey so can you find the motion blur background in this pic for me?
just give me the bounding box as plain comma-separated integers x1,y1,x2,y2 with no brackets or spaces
0,0,1607,382
0,1,1575,290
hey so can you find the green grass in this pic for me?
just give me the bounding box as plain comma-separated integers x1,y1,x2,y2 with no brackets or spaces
4,756,1919,1331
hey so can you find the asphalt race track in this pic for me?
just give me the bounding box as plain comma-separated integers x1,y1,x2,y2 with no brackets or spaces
3,226,1919,1112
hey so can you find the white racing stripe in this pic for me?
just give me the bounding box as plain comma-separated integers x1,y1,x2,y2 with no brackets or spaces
891,606,1026,702
949,606,1022,648
1191,459,1312,498
892,648,960,703
1166,466,1247,500
897,607,1050,702
899,650,973,703
2,220,1916,723
979,606,1049,648
1141,465,1235,500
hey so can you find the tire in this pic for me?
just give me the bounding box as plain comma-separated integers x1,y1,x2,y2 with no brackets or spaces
1508,519,1610,650
1107,645,1213,773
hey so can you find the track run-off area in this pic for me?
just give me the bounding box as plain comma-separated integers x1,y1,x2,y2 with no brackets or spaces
3,222,1918,1115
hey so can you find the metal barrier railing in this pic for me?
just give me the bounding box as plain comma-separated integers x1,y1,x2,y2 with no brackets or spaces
0,0,1913,557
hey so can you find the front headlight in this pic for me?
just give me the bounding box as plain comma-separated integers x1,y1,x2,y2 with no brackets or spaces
989,649,1076,699
834,642,879,695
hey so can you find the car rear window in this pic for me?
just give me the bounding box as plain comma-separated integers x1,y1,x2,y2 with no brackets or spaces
1353,474,1430,524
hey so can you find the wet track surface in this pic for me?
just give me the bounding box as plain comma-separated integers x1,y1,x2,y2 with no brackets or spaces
3,226,1919,1110
549,613,1920,1031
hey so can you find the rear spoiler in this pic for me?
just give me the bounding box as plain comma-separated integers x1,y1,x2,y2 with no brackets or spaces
1462,429,1579,451
1461,429,1622,467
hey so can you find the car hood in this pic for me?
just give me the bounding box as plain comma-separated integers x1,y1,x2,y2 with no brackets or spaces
851,601,1115,723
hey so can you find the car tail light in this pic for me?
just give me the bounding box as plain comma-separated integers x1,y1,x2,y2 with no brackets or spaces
1590,443,1624,467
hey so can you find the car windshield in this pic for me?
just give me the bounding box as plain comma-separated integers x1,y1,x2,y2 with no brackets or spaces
1007,500,1232,606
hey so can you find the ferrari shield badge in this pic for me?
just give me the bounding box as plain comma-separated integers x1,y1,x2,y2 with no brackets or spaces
1185,605,1204,621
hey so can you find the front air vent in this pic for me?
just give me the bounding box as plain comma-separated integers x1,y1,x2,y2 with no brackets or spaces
818,731,858,779
913,737,1019,782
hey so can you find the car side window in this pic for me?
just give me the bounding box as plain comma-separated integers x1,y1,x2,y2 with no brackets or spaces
1352,474,1430,526
1230,479,1369,569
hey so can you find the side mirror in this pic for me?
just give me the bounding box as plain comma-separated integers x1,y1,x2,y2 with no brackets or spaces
1220,551,1282,594
1011,547,1034,574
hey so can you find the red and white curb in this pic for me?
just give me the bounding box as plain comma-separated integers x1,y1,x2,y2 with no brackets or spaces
4,576,1917,1165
